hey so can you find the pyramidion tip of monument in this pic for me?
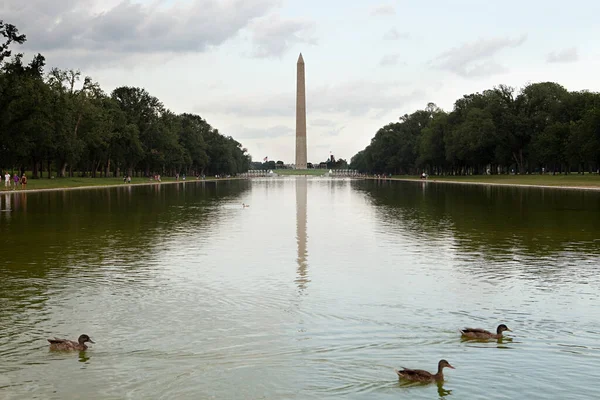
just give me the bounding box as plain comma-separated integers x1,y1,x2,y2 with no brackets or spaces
298,53,304,64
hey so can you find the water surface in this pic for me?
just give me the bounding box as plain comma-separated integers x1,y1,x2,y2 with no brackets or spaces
1,178,599,399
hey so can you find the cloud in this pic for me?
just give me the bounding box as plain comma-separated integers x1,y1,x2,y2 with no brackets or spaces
379,53,404,66
309,80,426,116
1,0,279,61
321,126,345,137
383,28,410,41
546,47,579,63
196,80,426,117
248,14,317,58
370,4,396,16
227,125,294,139
432,35,527,78
198,91,293,117
310,119,336,127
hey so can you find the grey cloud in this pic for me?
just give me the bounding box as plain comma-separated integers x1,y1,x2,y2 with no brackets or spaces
309,120,344,136
228,125,294,139
200,92,294,117
249,14,317,58
310,119,336,127
383,28,410,40
197,80,426,117
432,35,527,78
379,54,405,67
312,81,424,116
314,144,332,153
546,47,578,63
2,0,279,59
322,126,345,137
370,4,396,16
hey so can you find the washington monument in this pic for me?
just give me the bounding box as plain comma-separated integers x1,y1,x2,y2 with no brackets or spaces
295,53,307,169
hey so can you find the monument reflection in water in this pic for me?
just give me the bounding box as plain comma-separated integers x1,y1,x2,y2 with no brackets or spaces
295,177,309,291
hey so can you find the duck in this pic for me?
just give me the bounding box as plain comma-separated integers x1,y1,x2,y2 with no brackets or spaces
395,359,455,382
48,334,95,351
460,324,511,340
242,203,250,208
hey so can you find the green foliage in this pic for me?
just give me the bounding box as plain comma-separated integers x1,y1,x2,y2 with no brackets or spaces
0,22,250,178
0,20,26,64
351,83,600,175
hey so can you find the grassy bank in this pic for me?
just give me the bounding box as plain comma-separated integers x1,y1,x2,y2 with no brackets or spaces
0,176,239,193
386,174,600,188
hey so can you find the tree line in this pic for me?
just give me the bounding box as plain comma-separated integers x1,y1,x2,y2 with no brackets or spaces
350,83,600,175
0,20,250,179
249,157,349,171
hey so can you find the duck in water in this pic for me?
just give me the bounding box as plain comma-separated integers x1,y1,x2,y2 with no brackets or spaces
396,359,455,383
242,203,250,208
48,334,95,351
460,324,511,340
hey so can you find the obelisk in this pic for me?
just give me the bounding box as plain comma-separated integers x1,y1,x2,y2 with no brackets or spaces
295,53,307,169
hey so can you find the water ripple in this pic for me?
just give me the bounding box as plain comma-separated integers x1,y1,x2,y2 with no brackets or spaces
1,179,600,399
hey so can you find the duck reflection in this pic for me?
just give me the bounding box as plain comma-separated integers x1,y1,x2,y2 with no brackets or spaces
398,380,452,398
437,381,452,397
460,336,514,347
78,351,91,363
295,177,309,292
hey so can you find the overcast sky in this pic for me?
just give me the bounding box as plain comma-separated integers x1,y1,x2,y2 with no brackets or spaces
3,0,600,164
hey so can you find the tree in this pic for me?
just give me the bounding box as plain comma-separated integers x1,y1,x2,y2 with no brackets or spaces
0,26,252,179
417,111,448,173
111,86,166,176
46,68,99,176
515,82,569,173
351,82,598,176
566,109,600,173
0,20,26,65
0,53,51,176
350,151,367,172
532,122,569,173
447,108,496,173
178,113,209,175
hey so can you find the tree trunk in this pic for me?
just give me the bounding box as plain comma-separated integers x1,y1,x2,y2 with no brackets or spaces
32,158,39,178
94,160,102,177
512,149,525,175
60,161,68,178
47,160,52,178
73,114,82,139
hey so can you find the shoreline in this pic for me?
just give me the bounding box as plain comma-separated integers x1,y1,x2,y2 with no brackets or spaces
0,177,246,195
3,175,600,194
368,177,600,191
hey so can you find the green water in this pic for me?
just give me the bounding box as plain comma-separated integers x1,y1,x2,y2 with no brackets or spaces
1,178,599,399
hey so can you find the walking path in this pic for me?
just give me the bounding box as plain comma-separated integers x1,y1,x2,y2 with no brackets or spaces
0,177,245,195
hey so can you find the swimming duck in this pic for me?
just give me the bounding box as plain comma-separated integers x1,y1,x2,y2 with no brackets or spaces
48,334,95,351
460,324,511,340
395,359,455,382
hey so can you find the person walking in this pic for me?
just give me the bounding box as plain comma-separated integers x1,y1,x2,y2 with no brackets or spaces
13,173,20,190
4,172,10,188
20,174,27,189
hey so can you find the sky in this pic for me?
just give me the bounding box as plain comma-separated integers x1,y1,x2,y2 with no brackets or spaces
3,0,600,164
